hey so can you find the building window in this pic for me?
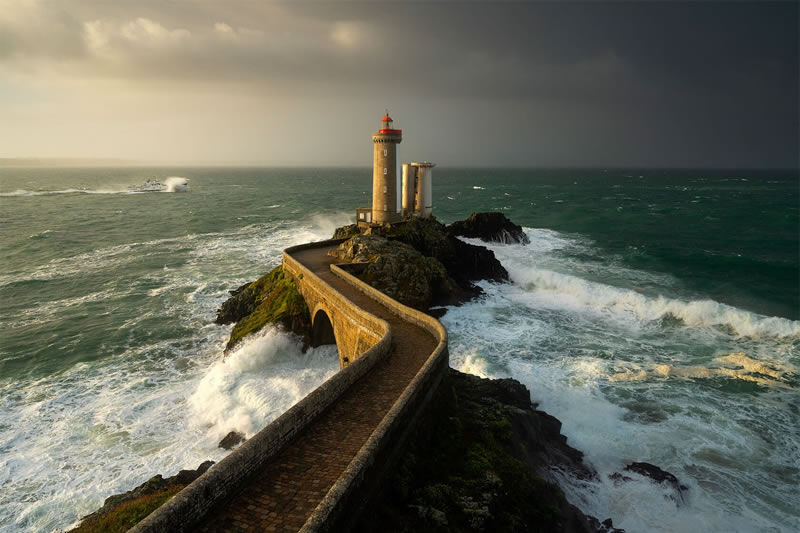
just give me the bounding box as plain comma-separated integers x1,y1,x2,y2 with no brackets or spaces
359,212,364,220
383,167,387,175
383,186,387,193
383,204,387,211
383,149,387,156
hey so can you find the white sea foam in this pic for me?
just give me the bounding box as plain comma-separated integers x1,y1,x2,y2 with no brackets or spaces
0,212,348,289
0,188,131,197
439,227,800,532
464,229,800,340
509,267,800,339
189,328,338,440
0,214,354,532
164,176,189,192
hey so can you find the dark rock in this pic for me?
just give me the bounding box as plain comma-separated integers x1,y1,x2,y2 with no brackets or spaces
215,266,311,353
330,217,509,310
451,370,595,483
385,217,509,286
173,461,215,485
219,431,246,450
332,223,360,240
215,281,259,325
77,460,214,525
355,368,612,533
610,462,688,505
329,234,460,310
448,212,530,245
586,516,626,532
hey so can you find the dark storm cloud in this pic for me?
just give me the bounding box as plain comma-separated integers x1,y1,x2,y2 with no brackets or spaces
0,0,796,167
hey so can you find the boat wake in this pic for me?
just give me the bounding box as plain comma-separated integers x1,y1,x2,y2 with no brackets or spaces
0,188,131,197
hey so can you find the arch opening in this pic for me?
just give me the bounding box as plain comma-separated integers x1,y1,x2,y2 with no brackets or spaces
311,309,336,348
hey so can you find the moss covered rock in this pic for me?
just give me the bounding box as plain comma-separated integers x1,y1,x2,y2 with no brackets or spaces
332,223,360,240
330,217,509,309
329,235,459,310
216,266,311,352
386,217,509,286
354,369,618,533
70,461,214,533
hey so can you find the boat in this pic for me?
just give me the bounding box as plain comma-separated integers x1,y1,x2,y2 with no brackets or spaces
128,179,166,192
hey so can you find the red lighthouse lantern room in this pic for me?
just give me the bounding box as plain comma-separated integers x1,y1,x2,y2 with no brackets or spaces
379,112,402,134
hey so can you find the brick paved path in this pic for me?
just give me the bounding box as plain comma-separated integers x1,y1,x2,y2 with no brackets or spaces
197,245,437,532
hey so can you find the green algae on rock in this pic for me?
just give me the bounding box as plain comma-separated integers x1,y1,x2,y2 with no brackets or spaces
329,216,509,311
354,369,620,533
329,234,459,310
215,266,311,352
69,461,214,533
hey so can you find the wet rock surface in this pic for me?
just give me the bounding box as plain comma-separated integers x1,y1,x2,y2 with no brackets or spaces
329,234,463,310
215,266,311,353
71,461,214,532
218,431,246,450
610,462,688,505
330,216,509,311
447,212,530,245
355,369,621,533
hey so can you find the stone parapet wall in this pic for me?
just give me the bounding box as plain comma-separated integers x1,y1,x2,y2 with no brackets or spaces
129,238,448,533
300,263,449,533
129,240,392,533
283,240,387,366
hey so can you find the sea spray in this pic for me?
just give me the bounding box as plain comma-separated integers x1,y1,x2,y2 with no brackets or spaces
164,176,190,192
189,328,338,441
0,202,353,531
1,167,796,532
508,267,800,338
442,228,800,532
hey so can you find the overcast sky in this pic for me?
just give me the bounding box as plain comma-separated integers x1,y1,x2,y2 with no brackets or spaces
1,0,797,167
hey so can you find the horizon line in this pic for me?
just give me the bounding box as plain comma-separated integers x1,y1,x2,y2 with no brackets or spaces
0,158,797,172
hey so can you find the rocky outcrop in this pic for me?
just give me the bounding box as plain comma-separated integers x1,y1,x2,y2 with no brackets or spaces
385,217,509,286
448,212,530,245
329,217,509,311
70,461,214,532
329,234,462,310
610,462,688,505
215,214,518,349
355,369,622,533
332,223,360,240
215,266,311,353
218,431,246,450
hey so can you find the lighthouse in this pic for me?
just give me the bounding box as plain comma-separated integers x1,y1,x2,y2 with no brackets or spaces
356,112,435,227
371,112,403,224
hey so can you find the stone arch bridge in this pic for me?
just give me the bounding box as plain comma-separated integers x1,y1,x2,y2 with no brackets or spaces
285,245,386,368
131,238,448,533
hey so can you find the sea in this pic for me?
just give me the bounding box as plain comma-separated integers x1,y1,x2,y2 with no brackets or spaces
0,167,797,532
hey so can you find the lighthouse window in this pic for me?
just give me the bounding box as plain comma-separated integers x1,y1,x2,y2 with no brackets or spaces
383,149,387,156
383,186,387,193
383,204,387,211
383,168,387,175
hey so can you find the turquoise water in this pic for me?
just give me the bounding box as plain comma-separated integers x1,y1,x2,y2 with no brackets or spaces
0,167,798,531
